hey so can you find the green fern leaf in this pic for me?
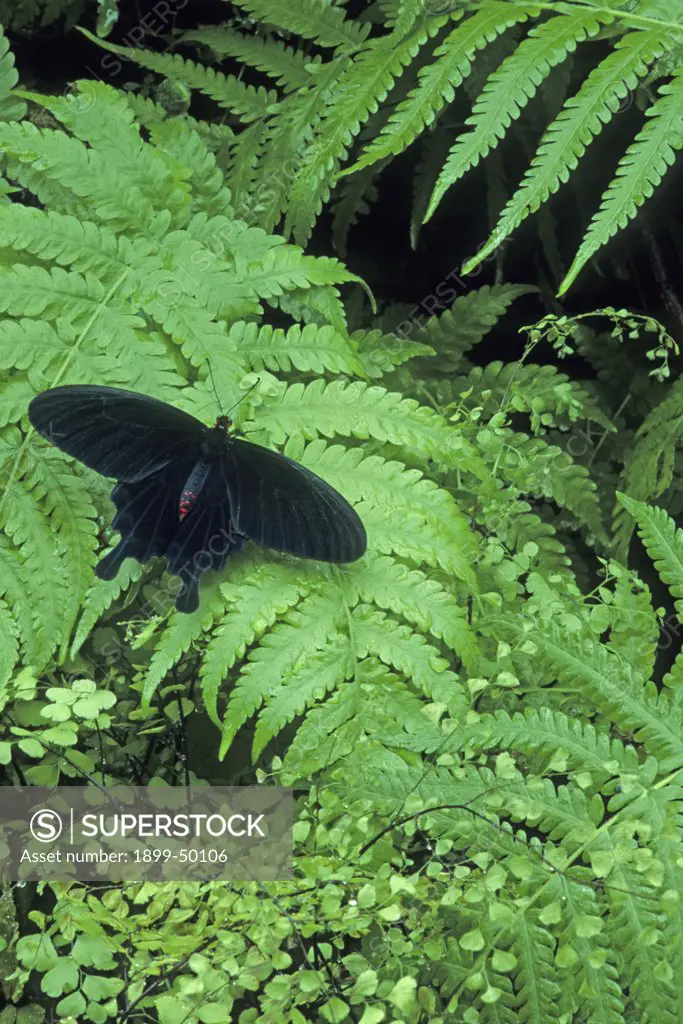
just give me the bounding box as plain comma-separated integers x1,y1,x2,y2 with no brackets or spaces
228,320,364,375
0,597,19,689
423,7,611,215
0,23,26,121
201,562,312,726
562,64,683,292
461,26,674,273
183,27,319,91
347,2,537,176
141,577,230,706
617,493,683,621
78,29,278,123
252,635,354,758
351,552,480,670
230,0,370,51
29,450,99,657
70,560,144,658
219,589,346,756
284,15,447,244
532,623,683,771
352,604,466,709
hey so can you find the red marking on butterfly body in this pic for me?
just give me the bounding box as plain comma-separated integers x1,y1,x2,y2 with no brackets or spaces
179,490,197,521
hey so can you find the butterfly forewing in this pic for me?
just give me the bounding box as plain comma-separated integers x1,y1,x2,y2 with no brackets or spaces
28,385,203,482
225,439,366,563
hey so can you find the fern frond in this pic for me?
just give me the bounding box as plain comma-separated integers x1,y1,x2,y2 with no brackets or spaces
416,284,535,372
607,861,678,1024
219,589,347,755
351,604,466,708
617,494,683,622
0,120,162,235
0,597,18,688
0,24,26,122
461,26,674,272
227,320,365,375
0,472,68,668
78,29,278,123
347,2,537,175
608,568,659,684
480,429,606,541
140,576,232,706
532,624,683,771
225,121,268,217
70,560,144,658
239,58,345,232
230,0,371,51
284,15,447,244
250,379,489,479
462,361,614,431
351,552,479,670
467,706,638,776
422,7,610,214
183,27,319,91
291,440,478,582
562,64,683,293
512,912,560,1022
28,450,98,657
252,635,354,757
200,563,312,725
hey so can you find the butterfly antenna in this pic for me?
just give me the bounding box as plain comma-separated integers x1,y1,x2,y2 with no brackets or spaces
205,360,224,416
225,377,261,420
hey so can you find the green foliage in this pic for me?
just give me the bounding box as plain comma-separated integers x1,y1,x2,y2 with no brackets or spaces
73,0,683,292
2,16,683,1024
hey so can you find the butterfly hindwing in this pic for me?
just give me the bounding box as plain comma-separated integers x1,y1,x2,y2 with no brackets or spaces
165,460,246,613
95,460,196,582
28,385,203,482
225,439,366,563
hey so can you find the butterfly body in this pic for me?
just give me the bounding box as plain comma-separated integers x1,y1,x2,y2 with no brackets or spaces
28,386,366,613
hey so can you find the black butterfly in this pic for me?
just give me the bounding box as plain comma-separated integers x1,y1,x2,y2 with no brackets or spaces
28,385,367,613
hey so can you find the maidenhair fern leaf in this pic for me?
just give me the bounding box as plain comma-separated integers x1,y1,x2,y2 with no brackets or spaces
461,26,674,274
423,7,610,215
562,65,683,292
